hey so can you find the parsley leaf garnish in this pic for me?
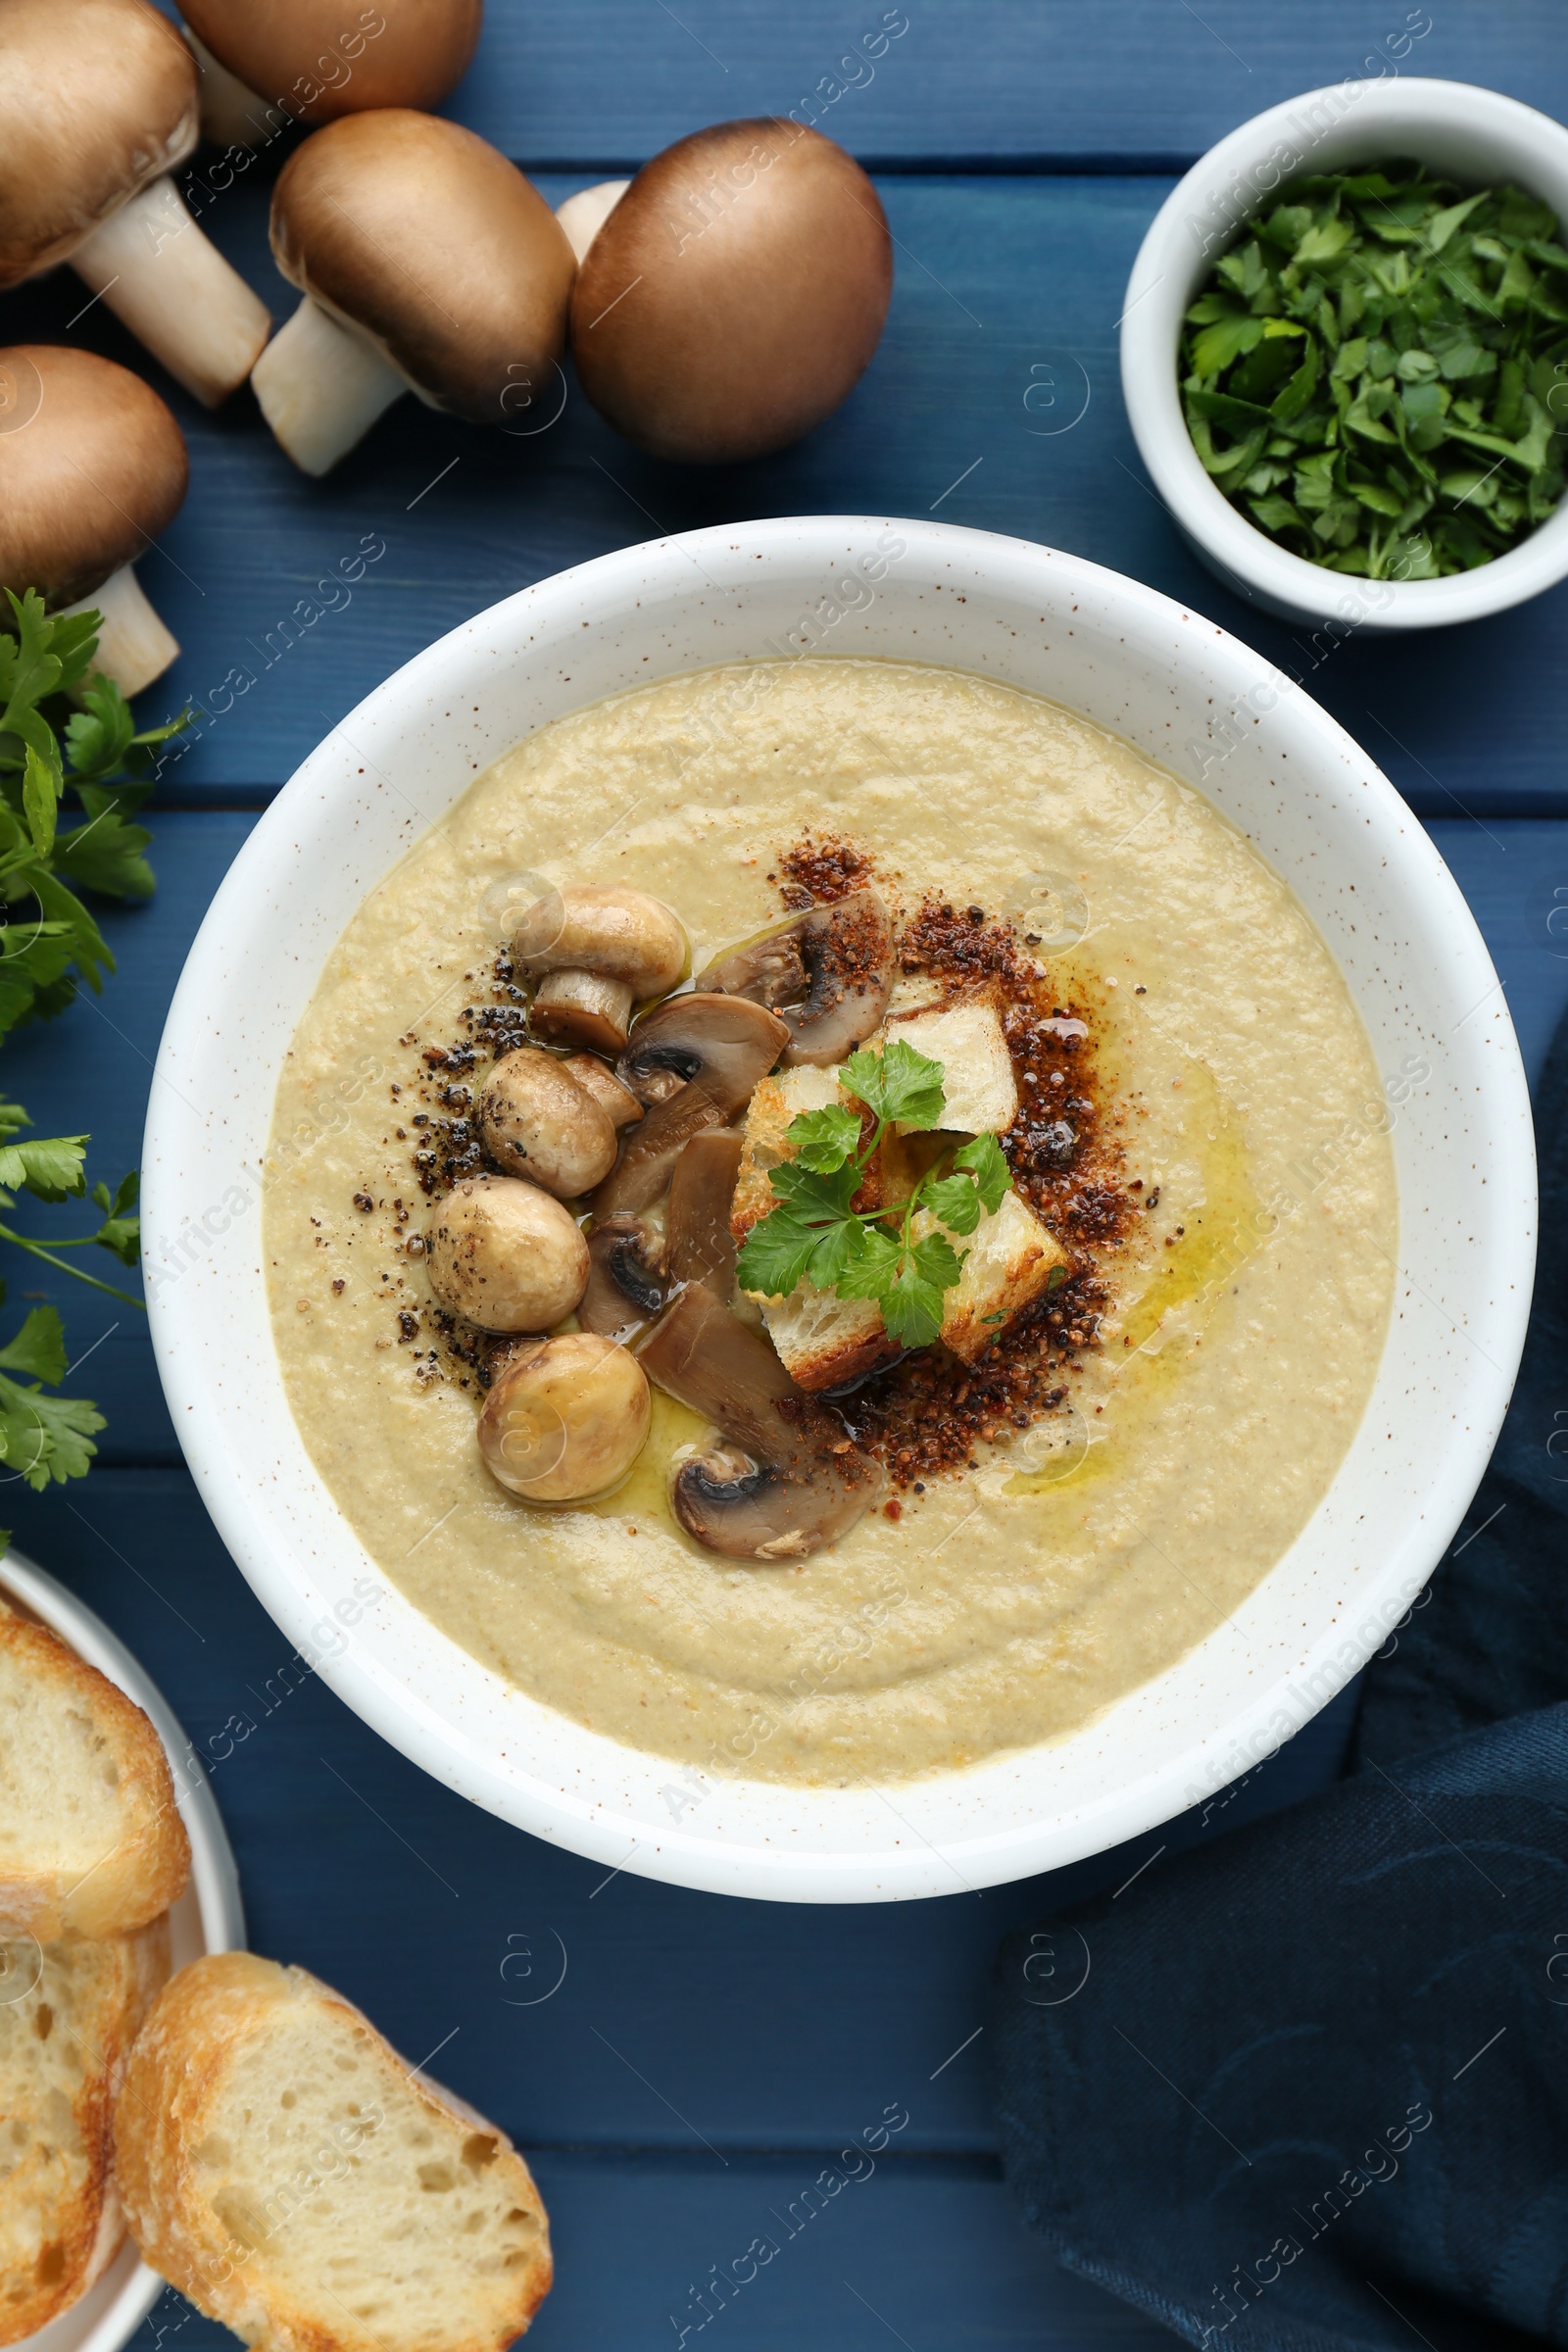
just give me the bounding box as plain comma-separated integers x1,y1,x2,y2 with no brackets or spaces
735,1041,1016,1352
1181,164,1568,576
0,591,189,1521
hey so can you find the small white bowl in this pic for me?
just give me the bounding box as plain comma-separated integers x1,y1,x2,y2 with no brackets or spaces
1120,77,1568,630
144,516,1534,1903
0,1548,244,2352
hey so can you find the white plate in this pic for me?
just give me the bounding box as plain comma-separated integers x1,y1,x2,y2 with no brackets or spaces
143,516,1535,1902
1,1548,245,2352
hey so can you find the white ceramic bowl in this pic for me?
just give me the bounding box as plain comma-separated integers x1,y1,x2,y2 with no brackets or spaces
1121,77,1568,629
0,1548,244,2352
144,516,1534,1903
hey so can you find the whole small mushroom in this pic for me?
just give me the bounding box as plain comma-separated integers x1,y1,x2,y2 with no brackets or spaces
0,0,272,407
479,1333,650,1504
513,887,687,1056
478,1047,617,1199
251,110,575,476
181,0,482,145
424,1173,587,1334
569,119,892,463
0,347,187,696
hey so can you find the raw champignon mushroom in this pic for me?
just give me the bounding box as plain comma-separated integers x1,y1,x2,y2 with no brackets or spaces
424,1173,587,1334
638,1286,877,1560
665,1129,742,1298
0,347,187,696
698,888,894,1067
180,0,482,145
594,996,789,1216
579,1213,667,1345
479,1333,650,1504
478,1047,617,1199
0,0,272,408
561,1053,643,1128
569,119,892,463
250,110,574,476
555,180,630,265
513,887,687,1056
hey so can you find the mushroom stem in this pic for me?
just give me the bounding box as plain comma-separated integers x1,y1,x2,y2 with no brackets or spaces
251,293,407,476
555,180,630,265
70,177,272,409
530,968,636,1054
183,27,281,149
59,564,179,700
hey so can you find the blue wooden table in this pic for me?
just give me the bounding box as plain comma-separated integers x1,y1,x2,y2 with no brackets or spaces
5,8,1566,2345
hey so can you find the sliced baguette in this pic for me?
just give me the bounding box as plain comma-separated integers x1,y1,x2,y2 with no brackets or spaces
0,1606,191,1941
0,1917,171,2345
115,1953,552,2352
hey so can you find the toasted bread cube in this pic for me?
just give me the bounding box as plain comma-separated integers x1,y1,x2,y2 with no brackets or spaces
888,998,1018,1135
757,1281,903,1392
731,1064,844,1237
918,1189,1070,1362
734,1065,905,1389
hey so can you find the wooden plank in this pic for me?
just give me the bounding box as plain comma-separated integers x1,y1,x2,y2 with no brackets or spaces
3,1463,1359,2163
202,0,1568,172
6,179,1566,814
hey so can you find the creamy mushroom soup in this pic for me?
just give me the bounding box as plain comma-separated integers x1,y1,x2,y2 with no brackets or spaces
266,659,1396,1785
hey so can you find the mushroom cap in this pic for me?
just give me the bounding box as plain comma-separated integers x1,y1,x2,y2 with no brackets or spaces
182,0,481,125
270,111,574,422
479,1333,650,1504
478,1047,618,1199
0,0,198,287
569,119,892,464
512,886,687,997
0,347,187,608
424,1172,587,1333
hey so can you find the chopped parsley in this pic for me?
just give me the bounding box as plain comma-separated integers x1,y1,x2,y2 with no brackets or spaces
1180,163,1568,576
735,1037,1012,1351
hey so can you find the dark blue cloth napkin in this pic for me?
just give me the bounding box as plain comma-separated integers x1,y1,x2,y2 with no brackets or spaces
991,1004,1568,2350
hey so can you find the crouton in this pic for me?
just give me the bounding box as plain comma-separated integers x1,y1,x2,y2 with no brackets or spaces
914,1188,1069,1362
730,1064,843,1238
886,996,1018,1135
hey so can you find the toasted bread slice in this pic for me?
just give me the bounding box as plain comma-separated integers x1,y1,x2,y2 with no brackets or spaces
886,994,1018,1135
0,1917,171,2345
914,1188,1069,1362
115,1953,552,2352
0,1606,190,1942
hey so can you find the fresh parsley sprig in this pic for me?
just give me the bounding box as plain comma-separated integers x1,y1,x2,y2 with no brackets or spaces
0,591,187,1502
735,1037,1012,1350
